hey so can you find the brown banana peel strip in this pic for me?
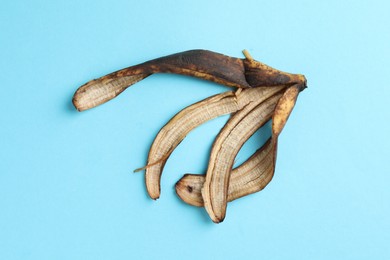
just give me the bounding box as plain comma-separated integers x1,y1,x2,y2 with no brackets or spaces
143,86,285,199
202,91,285,223
73,50,248,111
72,50,305,111
175,138,274,207
272,85,300,137
141,90,238,199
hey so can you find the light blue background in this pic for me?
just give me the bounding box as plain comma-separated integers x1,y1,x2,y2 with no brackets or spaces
1,0,389,259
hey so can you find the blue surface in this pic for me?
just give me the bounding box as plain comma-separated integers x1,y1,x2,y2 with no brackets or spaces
1,1,389,259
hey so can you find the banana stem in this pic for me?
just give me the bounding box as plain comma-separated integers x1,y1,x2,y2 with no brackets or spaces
242,49,254,61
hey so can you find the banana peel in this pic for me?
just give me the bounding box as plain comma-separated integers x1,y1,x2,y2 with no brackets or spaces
72,49,307,223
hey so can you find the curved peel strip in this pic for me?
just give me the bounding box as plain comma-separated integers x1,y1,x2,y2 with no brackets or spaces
202,90,285,223
272,85,300,137
176,138,275,207
72,50,253,111
145,91,238,199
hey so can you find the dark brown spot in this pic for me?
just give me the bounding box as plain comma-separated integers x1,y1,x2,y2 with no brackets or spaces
187,186,193,193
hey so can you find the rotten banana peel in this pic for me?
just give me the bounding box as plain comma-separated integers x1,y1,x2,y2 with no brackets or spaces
72,49,307,223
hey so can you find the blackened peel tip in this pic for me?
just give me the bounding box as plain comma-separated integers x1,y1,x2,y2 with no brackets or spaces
213,216,225,224
150,195,159,201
